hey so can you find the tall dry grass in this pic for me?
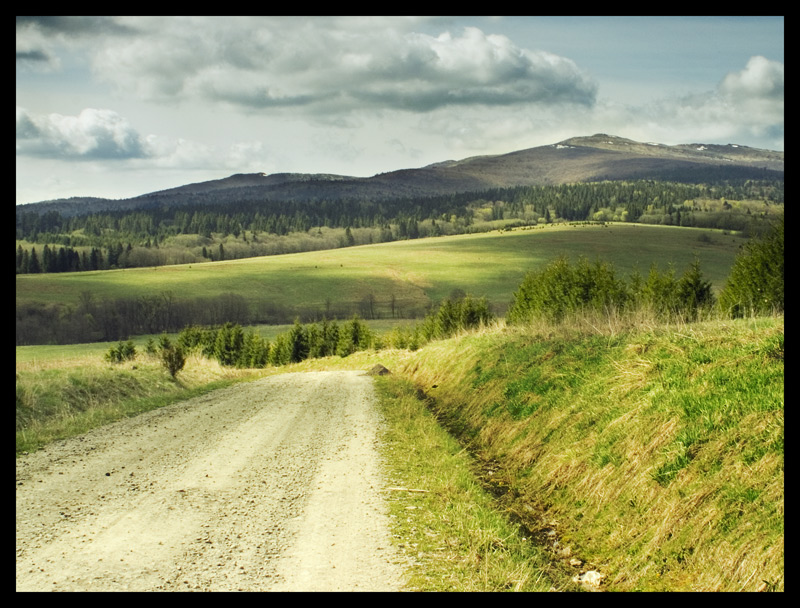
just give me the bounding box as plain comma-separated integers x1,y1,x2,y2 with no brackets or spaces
391,313,783,591
15,352,264,455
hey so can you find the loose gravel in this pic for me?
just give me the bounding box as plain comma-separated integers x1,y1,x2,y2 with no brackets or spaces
16,371,406,592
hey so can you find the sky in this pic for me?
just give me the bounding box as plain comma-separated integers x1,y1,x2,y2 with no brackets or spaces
16,16,784,205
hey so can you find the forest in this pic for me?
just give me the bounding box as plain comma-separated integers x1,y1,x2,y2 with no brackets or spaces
16,178,783,274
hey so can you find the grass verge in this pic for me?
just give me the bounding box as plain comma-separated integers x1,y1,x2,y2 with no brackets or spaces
372,375,565,591
395,316,784,591
15,353,265,455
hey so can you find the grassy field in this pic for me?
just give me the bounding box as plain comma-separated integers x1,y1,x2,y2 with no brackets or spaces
16,221,782,591
16,223,744,319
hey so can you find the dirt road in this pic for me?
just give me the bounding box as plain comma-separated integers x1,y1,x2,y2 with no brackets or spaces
16,370,407,591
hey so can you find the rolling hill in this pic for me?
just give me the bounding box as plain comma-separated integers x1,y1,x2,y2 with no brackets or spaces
16,134,784,217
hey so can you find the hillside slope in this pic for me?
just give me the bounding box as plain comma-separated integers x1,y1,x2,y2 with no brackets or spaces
17,134,783,217
16,224,746,345
388,316,784,591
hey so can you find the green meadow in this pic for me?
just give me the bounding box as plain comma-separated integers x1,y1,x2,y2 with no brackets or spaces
16,219,782,591
16,223,743,320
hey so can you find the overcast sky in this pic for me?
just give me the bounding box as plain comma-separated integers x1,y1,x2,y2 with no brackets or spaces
16,16,784,205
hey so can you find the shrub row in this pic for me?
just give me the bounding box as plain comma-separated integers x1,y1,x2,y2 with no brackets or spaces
506,217,782,325
176,316,376,369
507,219,784,323
167,294,494,371
507,255,716,325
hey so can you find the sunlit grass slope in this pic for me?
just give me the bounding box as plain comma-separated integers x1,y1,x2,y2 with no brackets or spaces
15,223,743,317
390,316,783,591
16,314,783,591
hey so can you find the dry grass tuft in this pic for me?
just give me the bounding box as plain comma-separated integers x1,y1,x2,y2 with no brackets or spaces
393,315,783,591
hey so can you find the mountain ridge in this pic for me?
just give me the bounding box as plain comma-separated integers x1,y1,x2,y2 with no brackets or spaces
17,134,783,217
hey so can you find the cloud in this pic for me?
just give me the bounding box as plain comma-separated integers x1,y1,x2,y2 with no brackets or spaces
15,24,61,71
16,16,139,72
15,48,55,69
16,107,149,160
719,55,783,102
84,18,596,113
16,16,138,37
593,56,784,148
409,54,783,156
15,105,283,174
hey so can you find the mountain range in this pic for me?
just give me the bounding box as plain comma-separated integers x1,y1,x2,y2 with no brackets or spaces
17,134,784,217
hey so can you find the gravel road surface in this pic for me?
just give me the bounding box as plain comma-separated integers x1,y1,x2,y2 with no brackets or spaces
16,370,407,592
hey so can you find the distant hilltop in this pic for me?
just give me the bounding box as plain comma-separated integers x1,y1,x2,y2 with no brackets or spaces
17,134,783,217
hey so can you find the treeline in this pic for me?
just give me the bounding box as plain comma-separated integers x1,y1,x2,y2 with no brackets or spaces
15,288,426,346
17,292,253,346
16,178,783,274
16,243,115,274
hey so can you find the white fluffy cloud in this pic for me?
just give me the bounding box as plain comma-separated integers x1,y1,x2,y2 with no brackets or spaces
719,55,783,101
16,107,149,160
82,18,597,113
589,55,785,149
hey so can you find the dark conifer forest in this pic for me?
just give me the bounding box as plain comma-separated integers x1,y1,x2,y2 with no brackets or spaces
16,178,783,274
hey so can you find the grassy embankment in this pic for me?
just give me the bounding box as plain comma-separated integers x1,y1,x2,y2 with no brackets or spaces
374,315,783,592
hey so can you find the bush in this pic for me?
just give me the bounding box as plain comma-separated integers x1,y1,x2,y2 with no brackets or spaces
104,340,137,364
420,293,494,341
507,255,715,325
719,217,784,317
507,256,628,324
158,334,186,378
337,315,374,357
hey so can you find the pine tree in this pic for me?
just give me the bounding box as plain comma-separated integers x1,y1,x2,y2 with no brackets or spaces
288,319,309,363
676,258,715,320
337,315,372,357
642,263,678,318
158,334,186,378
213,322,244,366
719,217,784,317
28,247,41,273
